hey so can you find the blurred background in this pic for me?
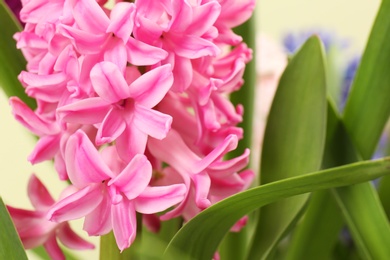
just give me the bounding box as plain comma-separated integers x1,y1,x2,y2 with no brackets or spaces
0,0,381,258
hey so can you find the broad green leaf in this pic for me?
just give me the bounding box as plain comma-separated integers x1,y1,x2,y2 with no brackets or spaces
247,35,327,259
285,190,344,260
0,197,28,260
165,157,390,260
285,101,358,259
325,46,345,111
378,175,390,218
333,183,390,259
342,0,390,160
0,1,36,109
336,2,390,259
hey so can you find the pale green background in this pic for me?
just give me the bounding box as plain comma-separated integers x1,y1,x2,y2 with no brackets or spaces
0,1,381,258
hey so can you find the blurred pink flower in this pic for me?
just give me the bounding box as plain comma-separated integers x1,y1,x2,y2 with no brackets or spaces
252,34,287,173
7,174,94,260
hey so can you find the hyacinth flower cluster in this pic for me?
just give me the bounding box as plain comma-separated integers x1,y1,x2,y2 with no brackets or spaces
7,0,255,257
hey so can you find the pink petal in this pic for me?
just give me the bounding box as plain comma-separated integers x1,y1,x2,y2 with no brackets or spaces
135,184,186,214
58,223,95,250
168,33,220,59
147,130,200,173
208,149,250,176
7,207,54,248
71,0,110,34
197,100,221,131
58,24,108,54
65,130,113,187
212,93,243,124
116,124,147,162
159,168,191,220
27,175,55,211
104,39,128,73
187,2,221,36
133,104,172,140
169,0,192,32
15,31,47,50
107,2,136,43
38,52,57,75
132,15,164,44
20,0,63,24
216,27,242,45
193,172,212,209
43,236,65,260
9,97,58,136
57,97,111,125
108,154,152,200
230,216,248,232
54,152,68,181
20,70,67,87
28,134,60,164
194,134,238,172
83,194,112,236
112,200,137,251
218,0,255,28
129,64,173,107
7,206,44,223
237,169,255,191
96,108,126,145
170,55,193,92
210,169,254,197
90,61,130,103
126,37,168,66
47,184,103,222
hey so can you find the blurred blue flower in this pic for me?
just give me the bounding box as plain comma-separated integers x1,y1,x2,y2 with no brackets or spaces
340,56,360,110
283,29,349,54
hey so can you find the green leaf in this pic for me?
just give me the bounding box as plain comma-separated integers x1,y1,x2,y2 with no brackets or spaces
247,35,327,259
165,157,390,260
378,175,390,218
0,197,28,260
285,190,344,260
342,0,390,160
336,2,390,259
333,183,390,259
285,101,357,260
0,1,36,109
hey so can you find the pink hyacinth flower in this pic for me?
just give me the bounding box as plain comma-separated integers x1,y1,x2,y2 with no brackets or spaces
57,62,173,161
47,130,186,251
7,174,94,260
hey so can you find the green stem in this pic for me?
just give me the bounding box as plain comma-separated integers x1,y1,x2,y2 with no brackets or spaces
220,9,257,260
229,9,257,162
